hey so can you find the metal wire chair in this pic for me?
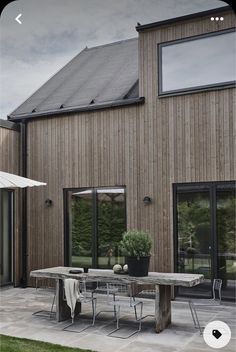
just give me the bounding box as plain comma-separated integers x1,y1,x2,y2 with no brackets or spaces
189,278,222,335
32,278,56,319
93,282,119,318
62,278,97,333
134,287,156,320
105,283,143,339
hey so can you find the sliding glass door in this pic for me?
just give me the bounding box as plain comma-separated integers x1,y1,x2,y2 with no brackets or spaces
65,187,126,269
176,189,212,296
216,184,236,300
174,182,235,300
0,190,13,286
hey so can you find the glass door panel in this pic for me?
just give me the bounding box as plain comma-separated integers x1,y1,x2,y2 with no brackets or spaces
66,187,126,269
216,186,236,300
70,190,93,268
0,190,12,286
97,190,126,269
177,191,212,297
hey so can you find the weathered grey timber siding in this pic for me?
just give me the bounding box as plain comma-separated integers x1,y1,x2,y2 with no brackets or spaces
138,8,236,273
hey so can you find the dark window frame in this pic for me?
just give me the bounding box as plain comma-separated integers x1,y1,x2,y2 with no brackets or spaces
0,189,14,287
63,186,127,268
158,28,236,97
173,180,236,300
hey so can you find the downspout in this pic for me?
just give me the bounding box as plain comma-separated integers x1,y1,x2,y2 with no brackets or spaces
20,120,28,287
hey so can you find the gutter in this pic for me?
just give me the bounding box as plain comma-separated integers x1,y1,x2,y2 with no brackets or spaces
20,120,28,287
8,97,145,122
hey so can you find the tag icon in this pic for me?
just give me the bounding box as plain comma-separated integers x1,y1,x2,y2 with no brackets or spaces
212,329,222,339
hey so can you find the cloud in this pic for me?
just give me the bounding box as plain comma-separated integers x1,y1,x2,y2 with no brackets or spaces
0,0,225,118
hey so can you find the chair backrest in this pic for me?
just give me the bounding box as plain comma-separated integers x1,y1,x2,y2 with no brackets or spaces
80,278,99,298
105,282,134,304
63,278,95,301
212,279,222,302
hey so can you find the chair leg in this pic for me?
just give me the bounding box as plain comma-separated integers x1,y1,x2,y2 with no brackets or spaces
33,292,56,319
95,293,117,319
63,298,97,333
107,305,121,337
133,296,154,321
108,303,143,339
50,293,56,316
136,302,143,332
189,301,202,335
92,298,96,326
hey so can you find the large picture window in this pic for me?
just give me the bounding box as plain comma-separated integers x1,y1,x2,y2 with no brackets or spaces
159,29,236,95
64,187,126,269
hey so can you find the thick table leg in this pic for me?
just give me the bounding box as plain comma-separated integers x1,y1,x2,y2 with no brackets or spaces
56,279,81,322
155,285,171,333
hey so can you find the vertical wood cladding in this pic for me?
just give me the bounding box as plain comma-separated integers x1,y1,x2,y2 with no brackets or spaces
138,9,236,273
26,9,235,280
0,126,21,285
0,126,19,174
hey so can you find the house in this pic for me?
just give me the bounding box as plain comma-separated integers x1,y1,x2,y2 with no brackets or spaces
0,6,235,301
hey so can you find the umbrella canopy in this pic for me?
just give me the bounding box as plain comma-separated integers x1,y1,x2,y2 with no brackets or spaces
0,171,46,188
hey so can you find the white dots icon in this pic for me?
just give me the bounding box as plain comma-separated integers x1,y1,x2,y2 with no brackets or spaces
210,16,224,21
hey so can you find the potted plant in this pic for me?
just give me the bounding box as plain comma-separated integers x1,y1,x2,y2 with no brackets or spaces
119,229,152,277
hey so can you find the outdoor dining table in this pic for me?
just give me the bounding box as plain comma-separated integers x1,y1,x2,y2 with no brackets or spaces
30,266,204,333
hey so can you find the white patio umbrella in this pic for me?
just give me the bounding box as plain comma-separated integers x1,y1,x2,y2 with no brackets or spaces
0,171,46,188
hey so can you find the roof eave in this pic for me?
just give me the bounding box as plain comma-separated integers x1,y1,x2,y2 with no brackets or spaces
136,6,233,32
8,97,145,122
0,119,20,131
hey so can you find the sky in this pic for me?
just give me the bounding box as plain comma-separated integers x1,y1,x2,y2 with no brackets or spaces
0,0,227,119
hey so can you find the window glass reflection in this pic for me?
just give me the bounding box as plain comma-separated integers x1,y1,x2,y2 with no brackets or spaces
67,187,126,269
161,31,236,93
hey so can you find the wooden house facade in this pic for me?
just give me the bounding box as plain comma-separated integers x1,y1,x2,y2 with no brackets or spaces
1,6,235,300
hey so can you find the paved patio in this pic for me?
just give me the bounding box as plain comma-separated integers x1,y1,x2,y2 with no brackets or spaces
0,287,235,351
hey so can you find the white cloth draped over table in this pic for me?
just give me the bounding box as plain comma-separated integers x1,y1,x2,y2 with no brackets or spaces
64,278,83,319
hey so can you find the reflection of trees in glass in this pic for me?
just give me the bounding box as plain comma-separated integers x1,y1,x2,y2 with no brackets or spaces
177,193,210,254
217,191,236,254
98,193,126,263
71,191,126,268
72,197,92,257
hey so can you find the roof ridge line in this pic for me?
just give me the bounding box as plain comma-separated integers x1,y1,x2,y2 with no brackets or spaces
86,37,138,50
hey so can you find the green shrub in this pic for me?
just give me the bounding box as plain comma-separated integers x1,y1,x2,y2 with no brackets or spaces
119,229,152,258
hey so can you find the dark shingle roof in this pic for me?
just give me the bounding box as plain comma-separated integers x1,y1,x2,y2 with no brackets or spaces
9,38,140,120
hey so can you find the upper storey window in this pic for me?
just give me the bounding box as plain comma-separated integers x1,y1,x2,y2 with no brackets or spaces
158,29,236,96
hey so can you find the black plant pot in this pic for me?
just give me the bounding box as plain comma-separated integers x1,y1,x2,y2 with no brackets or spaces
126,256,150,277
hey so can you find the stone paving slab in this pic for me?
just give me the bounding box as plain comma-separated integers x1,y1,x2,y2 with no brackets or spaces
0,287,235,352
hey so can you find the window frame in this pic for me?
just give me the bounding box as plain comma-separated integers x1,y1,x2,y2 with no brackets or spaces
63,186,127,268
173,180,236,301
0,189,14,286
158,28,236,97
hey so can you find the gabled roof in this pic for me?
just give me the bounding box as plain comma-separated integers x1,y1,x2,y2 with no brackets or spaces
9,38,141,121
